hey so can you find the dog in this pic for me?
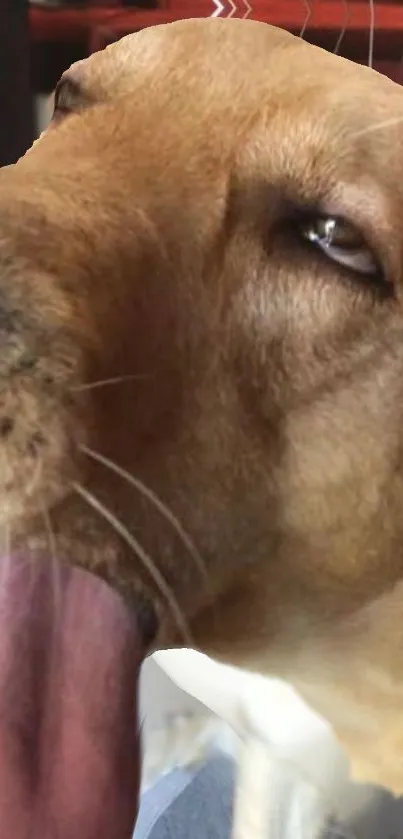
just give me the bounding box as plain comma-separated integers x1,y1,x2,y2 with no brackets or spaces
1,15,403,836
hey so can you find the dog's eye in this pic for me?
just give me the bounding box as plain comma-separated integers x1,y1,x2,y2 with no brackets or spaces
298,215,379,277
53,78,82,123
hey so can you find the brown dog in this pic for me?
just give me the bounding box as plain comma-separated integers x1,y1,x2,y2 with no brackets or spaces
1,15,403,835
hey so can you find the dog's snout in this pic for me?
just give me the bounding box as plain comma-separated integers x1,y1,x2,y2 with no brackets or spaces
0,249,86,531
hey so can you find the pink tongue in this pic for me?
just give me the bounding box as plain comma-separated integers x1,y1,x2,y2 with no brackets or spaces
0,556,144,839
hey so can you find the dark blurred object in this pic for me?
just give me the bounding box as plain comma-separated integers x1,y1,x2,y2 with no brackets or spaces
122,1,158,6
0,0,34,166
121,1,158,6
29,1,88,6
29,1,157,5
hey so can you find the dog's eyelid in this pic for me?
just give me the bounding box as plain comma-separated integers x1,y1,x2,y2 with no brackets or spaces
289,209,391,289
54,76,86,115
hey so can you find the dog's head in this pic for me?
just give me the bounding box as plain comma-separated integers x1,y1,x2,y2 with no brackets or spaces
1,18,403,828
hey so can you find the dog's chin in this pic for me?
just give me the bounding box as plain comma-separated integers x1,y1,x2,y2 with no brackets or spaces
0,554,146,839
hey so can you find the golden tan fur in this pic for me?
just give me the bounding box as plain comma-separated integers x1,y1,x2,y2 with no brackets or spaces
2,17,403,792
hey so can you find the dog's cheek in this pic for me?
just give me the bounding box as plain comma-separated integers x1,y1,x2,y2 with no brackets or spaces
222,238,403,606
229,251,376,413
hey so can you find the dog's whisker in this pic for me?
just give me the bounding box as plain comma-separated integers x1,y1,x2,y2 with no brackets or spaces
72,374,148,393
73,481,193,645
367,0,375,69
40,500,62,620
3,520,10,562
333,0,350,56
299,0,312,40
352,114,403,140
0,522,12,591
0,449,15,590
25,453,43,497
80,444,208,587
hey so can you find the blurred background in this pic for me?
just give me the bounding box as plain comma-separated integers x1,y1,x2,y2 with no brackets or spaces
1,0,403,166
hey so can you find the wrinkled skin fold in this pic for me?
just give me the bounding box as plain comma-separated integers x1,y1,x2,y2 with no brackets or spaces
0,557,143,839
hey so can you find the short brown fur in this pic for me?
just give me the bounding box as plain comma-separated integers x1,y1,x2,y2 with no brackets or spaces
2,17,403,791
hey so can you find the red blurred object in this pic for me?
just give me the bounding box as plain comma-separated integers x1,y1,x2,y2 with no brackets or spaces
28,1,403,82
29,0,403,35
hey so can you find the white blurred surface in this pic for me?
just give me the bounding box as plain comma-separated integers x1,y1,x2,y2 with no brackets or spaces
141,650,402,839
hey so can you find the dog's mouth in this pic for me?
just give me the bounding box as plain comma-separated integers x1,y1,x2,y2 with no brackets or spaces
0,554,146,839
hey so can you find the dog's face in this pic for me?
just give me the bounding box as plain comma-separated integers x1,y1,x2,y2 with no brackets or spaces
1,18,403,812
